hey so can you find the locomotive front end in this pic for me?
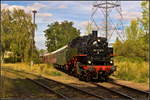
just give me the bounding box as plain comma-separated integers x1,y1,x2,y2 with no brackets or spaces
82,30,116,81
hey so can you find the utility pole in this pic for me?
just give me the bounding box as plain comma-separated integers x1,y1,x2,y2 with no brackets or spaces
31,10,37,66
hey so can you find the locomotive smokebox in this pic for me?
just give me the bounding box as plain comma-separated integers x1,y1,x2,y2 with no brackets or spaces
92,30,98,38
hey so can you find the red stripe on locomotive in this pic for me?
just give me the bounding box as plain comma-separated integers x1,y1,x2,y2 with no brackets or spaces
82,65,112,72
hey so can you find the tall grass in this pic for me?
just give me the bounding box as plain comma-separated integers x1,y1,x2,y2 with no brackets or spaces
114,57,149,84
2,63,62,76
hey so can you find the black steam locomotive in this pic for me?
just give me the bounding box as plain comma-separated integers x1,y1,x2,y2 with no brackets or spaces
42,30,116,81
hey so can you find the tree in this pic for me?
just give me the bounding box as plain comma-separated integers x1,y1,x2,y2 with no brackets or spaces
1,9,38,62
39,49,47,55
125,19,140,40
113,37,123,56
140,1,149,36
113,1,149,61
44,21,80,52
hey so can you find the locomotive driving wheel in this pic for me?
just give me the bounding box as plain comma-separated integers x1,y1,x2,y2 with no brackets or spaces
79,71,85,81
85,71,92,82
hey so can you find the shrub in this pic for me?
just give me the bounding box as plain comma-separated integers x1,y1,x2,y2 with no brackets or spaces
114,60,148,84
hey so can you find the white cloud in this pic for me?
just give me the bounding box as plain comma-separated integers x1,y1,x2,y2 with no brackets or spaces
80,21,89,27
1,4,26,11
27,3,47,11
38,13,53,17
1,3,47,13
115,11,142,21
57,5,67,9
1,4,10,9
36,13,53,24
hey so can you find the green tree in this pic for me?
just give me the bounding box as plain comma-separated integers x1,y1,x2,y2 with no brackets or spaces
113,37,123,56
44,21,80,52
113,1,149,61
125,19,140,40
1,9,38,62
140,1,149,36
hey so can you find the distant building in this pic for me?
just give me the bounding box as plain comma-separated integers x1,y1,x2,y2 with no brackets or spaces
4,51,14,58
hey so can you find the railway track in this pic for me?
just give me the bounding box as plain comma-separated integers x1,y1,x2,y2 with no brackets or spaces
92,83,135,100
2,68,104,100
91,80,149,100
3,69,69,100
68,81,136,99
108,80,149,95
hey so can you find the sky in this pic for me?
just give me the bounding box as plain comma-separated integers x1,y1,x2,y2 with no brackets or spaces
1,1,142,50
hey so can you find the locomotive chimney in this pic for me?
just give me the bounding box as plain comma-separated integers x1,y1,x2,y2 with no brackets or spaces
92,30,97,38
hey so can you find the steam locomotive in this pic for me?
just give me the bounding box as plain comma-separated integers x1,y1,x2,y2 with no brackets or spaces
42,30,116,81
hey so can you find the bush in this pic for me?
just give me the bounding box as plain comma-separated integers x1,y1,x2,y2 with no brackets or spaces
114,60,148,84
114,56,144,63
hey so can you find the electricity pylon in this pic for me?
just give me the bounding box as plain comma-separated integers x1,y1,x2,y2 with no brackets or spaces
89,0,125,42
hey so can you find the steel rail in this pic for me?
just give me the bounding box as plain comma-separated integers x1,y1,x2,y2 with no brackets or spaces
108,81,149,96
92,83,135,100
27,78,70,100
43,77,105,100
3,69,70,100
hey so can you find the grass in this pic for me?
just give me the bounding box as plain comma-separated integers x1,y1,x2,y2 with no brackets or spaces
1,63,62,77
114,59,149,84
2,60,149,85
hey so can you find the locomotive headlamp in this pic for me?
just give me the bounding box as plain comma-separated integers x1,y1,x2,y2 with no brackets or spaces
110,61,113,64
88,61,91,64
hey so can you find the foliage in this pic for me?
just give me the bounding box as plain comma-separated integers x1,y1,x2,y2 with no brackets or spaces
113,1,149,61
44,21,80,52
140,1,149,36
114,60,148,84
1,9,39,62
126,19,141,40
113,1,149,84
114,56,144,63
2,63,64,77
38,49,47,55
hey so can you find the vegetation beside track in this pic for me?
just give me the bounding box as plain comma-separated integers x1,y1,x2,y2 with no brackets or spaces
112,1,149,85
1,63,69,78
2,62,149,85
113,57,149,84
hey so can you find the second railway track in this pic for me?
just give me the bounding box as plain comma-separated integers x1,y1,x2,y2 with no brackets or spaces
3,68,104,100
